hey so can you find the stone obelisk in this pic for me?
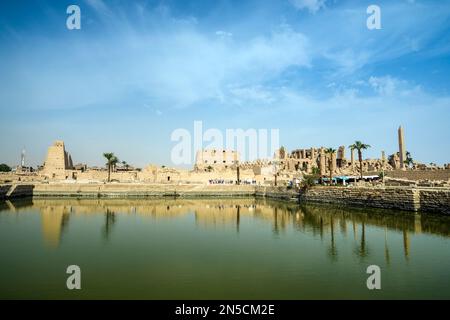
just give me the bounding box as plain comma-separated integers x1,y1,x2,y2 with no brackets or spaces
398,126,406,170
320,147,326,176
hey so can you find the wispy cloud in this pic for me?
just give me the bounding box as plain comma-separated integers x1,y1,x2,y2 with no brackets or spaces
2,0,450,112
0,0,450,165
0,15,311,110
84,0,113,17
289,0,327,13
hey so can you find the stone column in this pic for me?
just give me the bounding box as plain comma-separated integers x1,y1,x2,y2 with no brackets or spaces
398,126,406,170
300,149,305,159
350,148,355,168
331,152,337,173
320,147,326,176
306,162,312,174
337,146,345,168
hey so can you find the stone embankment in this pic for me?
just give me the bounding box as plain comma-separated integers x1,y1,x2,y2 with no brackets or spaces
299,186,421,211
1,183,256,199
0,184,35,199
0,183,448,215
298,186,449,214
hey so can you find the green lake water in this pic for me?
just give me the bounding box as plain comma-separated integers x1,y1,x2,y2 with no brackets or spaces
0,197,449,299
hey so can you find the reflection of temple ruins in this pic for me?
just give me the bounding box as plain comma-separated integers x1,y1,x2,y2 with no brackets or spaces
28,198,449,259
41,205,71,247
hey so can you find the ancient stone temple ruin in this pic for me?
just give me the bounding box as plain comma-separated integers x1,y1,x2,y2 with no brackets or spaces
195,149,239,171
11,125,444,186
42,141,74,179
269,143,391,178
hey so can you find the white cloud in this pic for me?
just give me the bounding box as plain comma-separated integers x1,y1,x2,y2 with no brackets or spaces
1,18,310,110
215,30,233,38
85,0,113,17
322,49,371,76
1,0,449,115
289,0,327,13
367,76,423,97
228,85,276,106
369,76,398,96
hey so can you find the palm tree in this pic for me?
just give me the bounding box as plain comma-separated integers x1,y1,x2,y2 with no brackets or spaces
111,156,119,173
325,148,336,185
103,152,118,182
405,151,413,168
122,160,130,171
349,141,371,180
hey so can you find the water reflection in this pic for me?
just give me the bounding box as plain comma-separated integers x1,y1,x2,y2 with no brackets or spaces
328,215,337,261
354,221,369,259
103,209,116,241
41,205,70,248
2,198,450,262
384,227,390,266
403,229,410,261
236,205,240,234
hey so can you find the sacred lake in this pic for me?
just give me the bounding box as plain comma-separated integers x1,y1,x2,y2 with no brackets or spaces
0,198,449,299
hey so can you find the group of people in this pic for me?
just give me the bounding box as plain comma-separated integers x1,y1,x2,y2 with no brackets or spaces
208,179,235,185
208,179,258,185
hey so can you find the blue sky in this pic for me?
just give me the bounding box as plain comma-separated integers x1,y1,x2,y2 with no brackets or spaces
0,0,449,167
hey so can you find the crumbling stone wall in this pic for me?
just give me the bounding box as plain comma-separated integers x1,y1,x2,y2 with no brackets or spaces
419,189,450,214
387,169,450,181
298,186,449,214
299,186,420,211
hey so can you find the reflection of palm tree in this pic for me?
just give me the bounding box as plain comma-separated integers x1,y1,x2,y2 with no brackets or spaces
328,216,338,260
354,220,369,258
236,205,240,234
339,216,347,237
319,217,324,240
403,229,410,261
361,222,366,251
103,209,116,240
272,207,279,235
384,227,390,265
